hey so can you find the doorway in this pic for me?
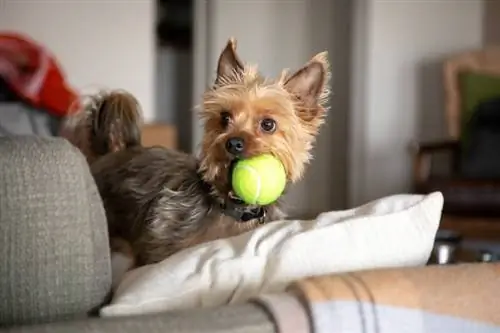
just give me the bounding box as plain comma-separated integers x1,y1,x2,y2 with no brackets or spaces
156,0,194,153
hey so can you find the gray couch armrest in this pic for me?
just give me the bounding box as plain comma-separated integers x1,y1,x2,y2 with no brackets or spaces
0,136,111,326
1,304,276,333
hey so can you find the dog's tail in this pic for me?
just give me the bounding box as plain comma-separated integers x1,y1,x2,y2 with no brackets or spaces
61,90,143,163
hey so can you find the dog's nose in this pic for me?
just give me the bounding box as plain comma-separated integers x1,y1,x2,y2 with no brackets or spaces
225,137,245,156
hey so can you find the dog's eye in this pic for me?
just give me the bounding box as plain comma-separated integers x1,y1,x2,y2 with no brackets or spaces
260,118,277,133
220,111,232,128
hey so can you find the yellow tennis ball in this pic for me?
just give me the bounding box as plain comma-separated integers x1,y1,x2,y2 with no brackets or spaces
231,154,286,205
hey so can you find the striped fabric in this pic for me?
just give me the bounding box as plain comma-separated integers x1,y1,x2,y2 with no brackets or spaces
255,263,500,333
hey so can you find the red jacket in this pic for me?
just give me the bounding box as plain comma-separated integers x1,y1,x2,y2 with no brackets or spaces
0,32,78,117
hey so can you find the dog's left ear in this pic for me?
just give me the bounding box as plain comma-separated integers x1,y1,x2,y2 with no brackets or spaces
284,52,330,119
216,38,244,84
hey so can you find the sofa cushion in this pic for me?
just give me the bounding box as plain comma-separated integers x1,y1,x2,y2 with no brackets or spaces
0,136,111,326
2,304,275,333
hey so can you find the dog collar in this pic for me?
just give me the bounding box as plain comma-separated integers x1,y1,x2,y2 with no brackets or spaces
196,165,266,223
221,199,266,223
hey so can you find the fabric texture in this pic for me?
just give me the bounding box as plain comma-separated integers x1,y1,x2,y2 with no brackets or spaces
288,263,500,333
0,103,61,137
0,136,111,326
291,300,499,333
254,294,310,333
0,304,276,333
101,192,443,317
2,304,274,333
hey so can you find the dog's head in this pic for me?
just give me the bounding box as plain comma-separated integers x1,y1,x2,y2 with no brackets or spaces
198,38,331,199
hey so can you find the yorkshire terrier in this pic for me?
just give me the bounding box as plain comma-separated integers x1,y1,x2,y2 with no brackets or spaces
62,39,330,278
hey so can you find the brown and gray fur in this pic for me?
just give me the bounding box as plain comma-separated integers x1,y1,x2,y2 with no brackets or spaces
61,38,331,276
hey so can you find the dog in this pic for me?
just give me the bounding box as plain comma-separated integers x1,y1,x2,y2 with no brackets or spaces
62,38,331,278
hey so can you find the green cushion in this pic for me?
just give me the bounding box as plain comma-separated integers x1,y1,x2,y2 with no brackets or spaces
459,72,500,144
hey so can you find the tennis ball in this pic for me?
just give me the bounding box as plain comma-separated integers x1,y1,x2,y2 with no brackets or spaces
231,154,286,205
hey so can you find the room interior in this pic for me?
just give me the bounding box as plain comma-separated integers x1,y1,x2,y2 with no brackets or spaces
0,0,500,258
3,1,500,331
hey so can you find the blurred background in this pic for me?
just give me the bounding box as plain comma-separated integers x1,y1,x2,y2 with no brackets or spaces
0,0,498,222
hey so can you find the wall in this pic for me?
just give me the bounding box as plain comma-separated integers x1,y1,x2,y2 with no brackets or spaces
349,0,484,206
193,0,352,217
0,1,156,121
484,0,500,45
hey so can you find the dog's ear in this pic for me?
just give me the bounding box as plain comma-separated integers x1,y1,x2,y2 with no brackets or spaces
284,52,330,116
216,38,244,84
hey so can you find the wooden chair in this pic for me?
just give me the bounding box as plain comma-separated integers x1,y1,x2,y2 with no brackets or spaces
413,47,500,242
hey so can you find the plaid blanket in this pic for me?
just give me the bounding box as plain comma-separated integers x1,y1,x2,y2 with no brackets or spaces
255,263,500,333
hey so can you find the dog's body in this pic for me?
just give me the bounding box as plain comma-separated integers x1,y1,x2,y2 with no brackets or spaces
91,146,285,266
62,39,330,274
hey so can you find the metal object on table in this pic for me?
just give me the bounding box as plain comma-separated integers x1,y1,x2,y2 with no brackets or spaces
477,250,497,262
434,243,456,264
432,229,462,265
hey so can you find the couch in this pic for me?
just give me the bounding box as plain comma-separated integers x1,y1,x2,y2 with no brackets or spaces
1,136,499,332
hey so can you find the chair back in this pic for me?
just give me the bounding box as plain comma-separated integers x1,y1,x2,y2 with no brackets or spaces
444,47,500,139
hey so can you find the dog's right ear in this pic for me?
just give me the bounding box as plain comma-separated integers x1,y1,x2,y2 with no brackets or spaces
216,38,244,84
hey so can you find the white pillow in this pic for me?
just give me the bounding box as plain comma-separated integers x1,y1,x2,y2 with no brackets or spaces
100,192,443,317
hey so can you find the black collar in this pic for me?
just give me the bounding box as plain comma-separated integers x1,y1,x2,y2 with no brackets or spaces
221,199,266,223
196,163,266,223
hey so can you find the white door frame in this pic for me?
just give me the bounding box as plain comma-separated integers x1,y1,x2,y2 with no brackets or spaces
191,0,212,154
347,0,371,207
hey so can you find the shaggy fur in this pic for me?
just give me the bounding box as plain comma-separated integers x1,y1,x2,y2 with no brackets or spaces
61,38,331,271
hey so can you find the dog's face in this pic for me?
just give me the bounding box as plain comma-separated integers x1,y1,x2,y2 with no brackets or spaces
199,39,331,198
